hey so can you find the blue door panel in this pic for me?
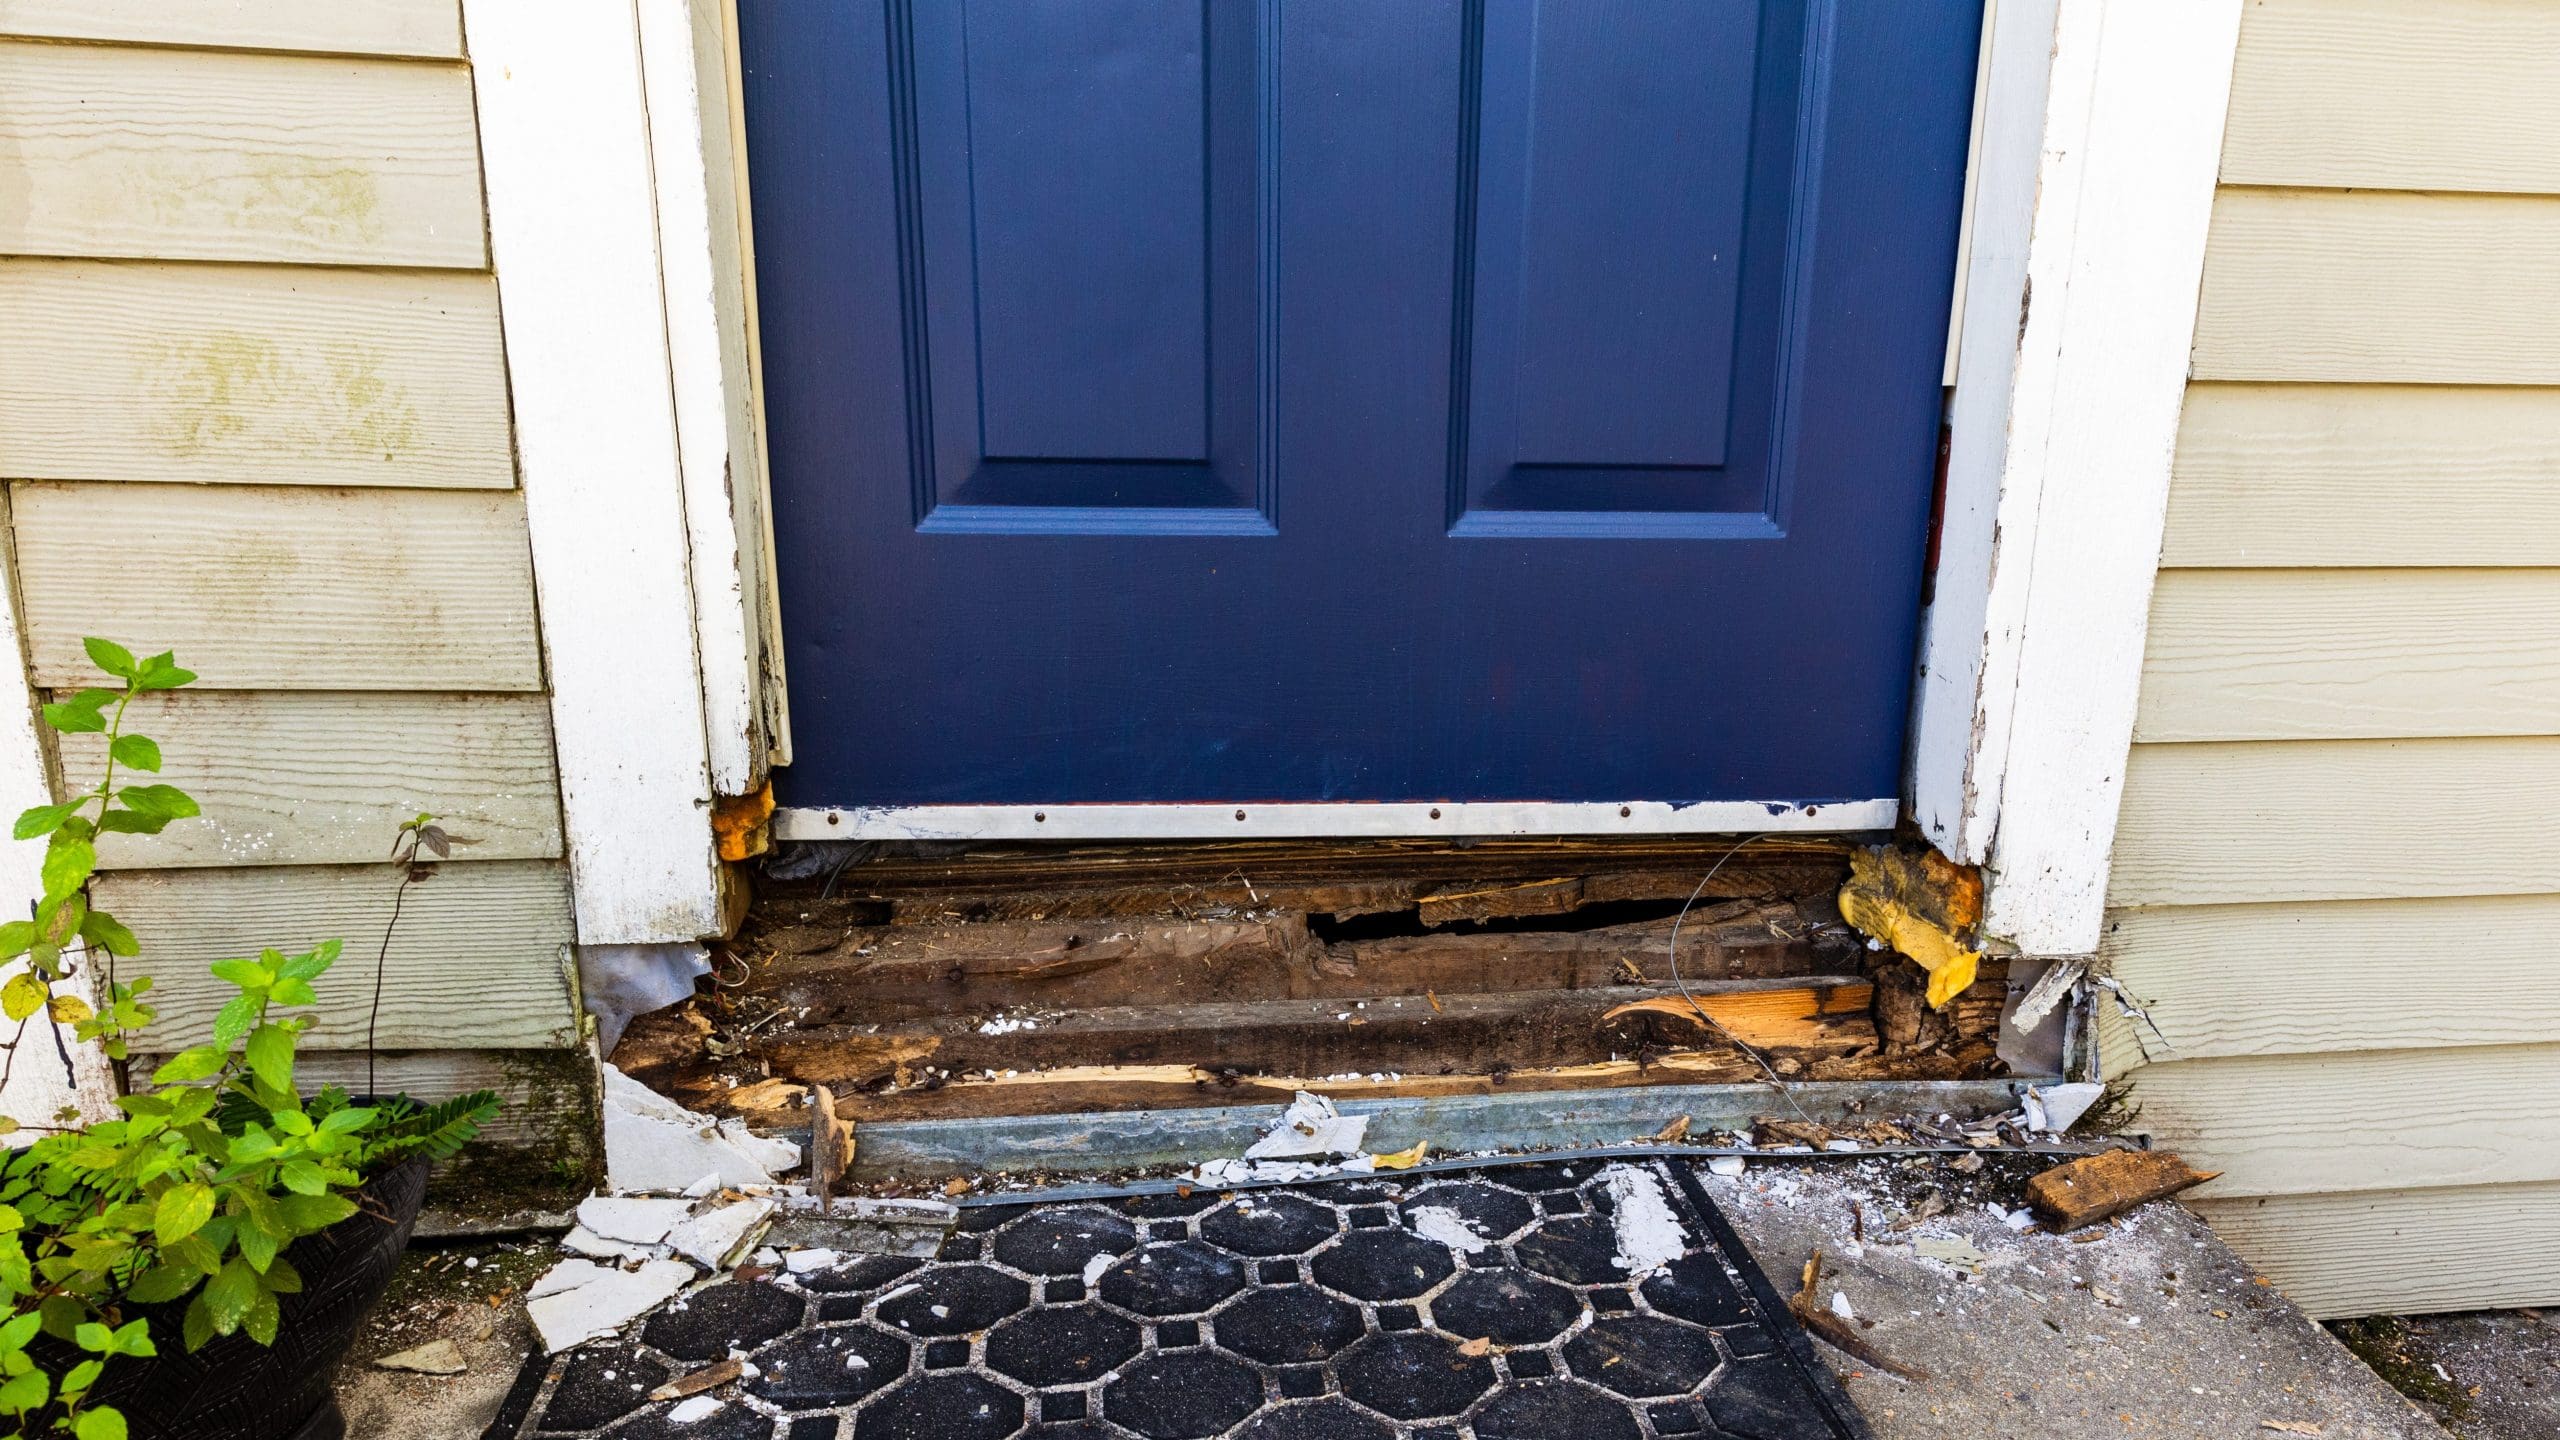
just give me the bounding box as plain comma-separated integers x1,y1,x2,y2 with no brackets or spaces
738,0,1982,809
909,0,1264,522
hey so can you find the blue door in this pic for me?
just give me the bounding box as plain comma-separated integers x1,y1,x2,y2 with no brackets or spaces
739,1,1980,824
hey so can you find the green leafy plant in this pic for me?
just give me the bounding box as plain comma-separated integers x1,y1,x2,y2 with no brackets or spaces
1,639,198,1100
0,643,500,1437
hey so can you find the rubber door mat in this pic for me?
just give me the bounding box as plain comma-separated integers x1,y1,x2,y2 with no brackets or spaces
491,1158,1866,1440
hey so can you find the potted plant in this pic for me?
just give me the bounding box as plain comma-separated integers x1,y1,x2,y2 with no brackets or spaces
0,641,499,1440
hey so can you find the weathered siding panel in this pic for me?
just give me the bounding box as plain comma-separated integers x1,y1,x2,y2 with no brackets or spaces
2111,738,2560,906
2096,896,2560,1070
13,483,543,692
2221,0,2560,196
2193,190,2560,385
296,1049,597,1156
0,8,589,1192
2113,0,2560,1314
2125,1045,2560,1201
2192,1183,2560,1320
105,860,577,1051
2165,384,2560,568
0,260,514,488
2137,570,2560,741
0,1,461,58
58,692,561,869
0,41,483,268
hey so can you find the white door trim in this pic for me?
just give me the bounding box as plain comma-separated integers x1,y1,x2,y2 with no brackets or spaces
636,0,789,796
1908,0,2243,954
463,0,726,945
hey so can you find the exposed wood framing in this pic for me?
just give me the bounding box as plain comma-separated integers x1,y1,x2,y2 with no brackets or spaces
624,841,2015,1134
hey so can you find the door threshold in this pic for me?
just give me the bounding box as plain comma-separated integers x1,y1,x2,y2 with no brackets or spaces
776,798,1899,842
825,1079,2041,1181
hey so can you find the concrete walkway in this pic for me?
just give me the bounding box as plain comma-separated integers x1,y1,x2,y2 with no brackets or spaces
1703,1155,2442,1439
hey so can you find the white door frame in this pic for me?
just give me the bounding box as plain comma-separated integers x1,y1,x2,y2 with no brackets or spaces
1908,0,2242,956
459,0,2240,951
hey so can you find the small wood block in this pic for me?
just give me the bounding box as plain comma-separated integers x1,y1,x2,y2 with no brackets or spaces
810,1084,856,1213
2027,1148,2219,1232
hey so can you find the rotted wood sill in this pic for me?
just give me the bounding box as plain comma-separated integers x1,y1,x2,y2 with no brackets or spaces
614,837,2026,1174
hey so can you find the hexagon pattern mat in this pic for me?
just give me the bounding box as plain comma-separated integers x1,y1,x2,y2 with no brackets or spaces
491,1159,1866,1440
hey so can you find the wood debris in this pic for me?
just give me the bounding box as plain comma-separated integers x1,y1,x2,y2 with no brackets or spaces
1789,1249,1928,1381
2027,1149,2219,1233
649,1358,743,1401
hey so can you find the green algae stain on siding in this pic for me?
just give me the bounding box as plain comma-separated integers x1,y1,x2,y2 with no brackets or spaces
144,331,422,466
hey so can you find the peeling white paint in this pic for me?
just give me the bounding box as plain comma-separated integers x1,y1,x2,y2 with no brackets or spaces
1407,1206,1491,1255
1602,1165,1688,1277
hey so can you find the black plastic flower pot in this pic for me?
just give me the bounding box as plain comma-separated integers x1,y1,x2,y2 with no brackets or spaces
78,1156,432,1440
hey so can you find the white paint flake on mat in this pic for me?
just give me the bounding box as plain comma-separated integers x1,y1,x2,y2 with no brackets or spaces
1244,1092,1370,1160
526,1259,694,1352
1082,1252,1115,1286
1406,1206,1491,1255
1602,1164,1688,1276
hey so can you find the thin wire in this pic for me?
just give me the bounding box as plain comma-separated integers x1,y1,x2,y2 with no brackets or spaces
1665,833,1819,1126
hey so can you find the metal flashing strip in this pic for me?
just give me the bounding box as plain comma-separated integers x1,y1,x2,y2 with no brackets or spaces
835,1078,2034,1180
776,797,1899,842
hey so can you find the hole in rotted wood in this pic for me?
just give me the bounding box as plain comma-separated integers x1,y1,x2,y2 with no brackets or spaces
1306,898,1695,944
616,839,2012,1127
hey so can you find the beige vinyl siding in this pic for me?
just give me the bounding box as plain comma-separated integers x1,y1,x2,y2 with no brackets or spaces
2096,896,2560,1071
2219,0,2560,196
2193,1183,2560,1320
57,693,562,869
0,1,461,59
2136,570,2560,741
2165,385,2560,568
2112,738,2560,906
101,862,575,1051
0,7,583,1120
13,483,543,691
0,260,514,488
0,40,484,268
2110,0,2560,1317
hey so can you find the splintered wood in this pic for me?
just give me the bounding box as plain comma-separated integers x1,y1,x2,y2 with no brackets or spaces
623,838,2016,1126
2027,1149,2220,1232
